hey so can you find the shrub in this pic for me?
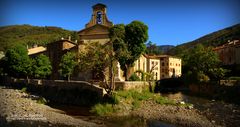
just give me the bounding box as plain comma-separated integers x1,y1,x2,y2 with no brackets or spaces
132,100,141,109
90,104,116,116
36,97,47,104
103,94,120,104
228,77,240,81
129,73,141,81
20,87,27,93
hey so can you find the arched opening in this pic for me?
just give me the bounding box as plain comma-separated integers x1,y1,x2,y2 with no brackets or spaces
96,11,102,24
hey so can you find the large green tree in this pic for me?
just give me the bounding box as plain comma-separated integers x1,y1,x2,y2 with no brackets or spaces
59,52,77,81
78,42,115,95
182,44,227,82
109,21,148,80
33,54,52,78
4,44,32,78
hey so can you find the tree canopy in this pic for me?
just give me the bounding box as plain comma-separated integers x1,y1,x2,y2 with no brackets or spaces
78,42,115,94
59,52,77,81
4,44,32,78
109,21,148,80
182,44,227,82
33,54,52,78
0,25,74,51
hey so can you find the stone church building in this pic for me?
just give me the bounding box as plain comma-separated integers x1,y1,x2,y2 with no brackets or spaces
28,3,124,81
28,3,182,81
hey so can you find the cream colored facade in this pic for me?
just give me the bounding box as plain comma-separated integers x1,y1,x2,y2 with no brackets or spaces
148,58,161,80
132,55,161,80
132,54,181,80
160,55,181,79
133,55,147,72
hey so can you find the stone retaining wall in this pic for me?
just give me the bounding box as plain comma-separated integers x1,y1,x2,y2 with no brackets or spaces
2,77,106,106
220,80,240,86
115,81,150,91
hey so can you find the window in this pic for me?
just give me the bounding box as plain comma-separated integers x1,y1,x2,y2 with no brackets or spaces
162,69,164,73
152,61,154,65
162,62,165,66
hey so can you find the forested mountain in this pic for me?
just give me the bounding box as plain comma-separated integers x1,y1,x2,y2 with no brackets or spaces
0,24,75,51
168,23,240,55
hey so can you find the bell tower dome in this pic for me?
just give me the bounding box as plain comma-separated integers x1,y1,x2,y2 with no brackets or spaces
85,3,113,28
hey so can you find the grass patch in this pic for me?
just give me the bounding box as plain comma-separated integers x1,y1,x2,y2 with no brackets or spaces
117,90,178,108
90,103,116,116
36,97,47,104
155,96,176,105
20,87,27,93
132,100,141,109
104,93,120,104
91,89,181,116
117,90,152,101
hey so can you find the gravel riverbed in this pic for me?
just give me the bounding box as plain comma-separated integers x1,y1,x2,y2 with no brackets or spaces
131,100,217,127
1,85,239,127
0,86,101,127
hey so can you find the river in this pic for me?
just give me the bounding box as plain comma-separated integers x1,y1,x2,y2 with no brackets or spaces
160,92,240,126
49,103,176,127
48,92,240,127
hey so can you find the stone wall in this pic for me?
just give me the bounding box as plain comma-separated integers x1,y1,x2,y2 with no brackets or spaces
189,83,240,104
220,80,240,86
115,81,149,91
2,77,106,106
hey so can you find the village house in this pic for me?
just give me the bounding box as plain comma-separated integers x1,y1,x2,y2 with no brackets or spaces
27,3,182,81
213,40,240,65
132,54,181,80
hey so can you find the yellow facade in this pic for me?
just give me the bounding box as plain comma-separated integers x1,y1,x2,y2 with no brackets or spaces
160,56,181,79
132,54,181,80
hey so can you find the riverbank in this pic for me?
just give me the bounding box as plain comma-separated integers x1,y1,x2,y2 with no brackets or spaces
1,85,239,127
90,90,218,127
0,86,100,127
131,100,214,127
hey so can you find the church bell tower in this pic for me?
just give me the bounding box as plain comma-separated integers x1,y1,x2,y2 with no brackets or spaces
85,3,113,28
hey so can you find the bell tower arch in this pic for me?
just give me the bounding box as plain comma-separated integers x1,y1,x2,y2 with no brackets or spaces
85,3,113,28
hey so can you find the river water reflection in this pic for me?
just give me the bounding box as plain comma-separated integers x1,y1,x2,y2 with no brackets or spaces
49,92,240,127
49,104,176,127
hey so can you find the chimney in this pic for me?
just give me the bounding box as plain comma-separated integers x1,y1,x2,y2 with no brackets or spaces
68,36,71,41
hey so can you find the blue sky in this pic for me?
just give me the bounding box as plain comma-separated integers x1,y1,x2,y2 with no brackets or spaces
0,0,239,46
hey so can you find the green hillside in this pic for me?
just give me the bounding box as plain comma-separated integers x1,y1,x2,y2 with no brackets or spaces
168,23,240,55
0,24,75,51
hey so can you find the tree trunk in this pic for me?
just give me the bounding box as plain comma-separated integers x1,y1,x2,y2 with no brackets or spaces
109,45,115,95
68,75,70,82
125,65,129,81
